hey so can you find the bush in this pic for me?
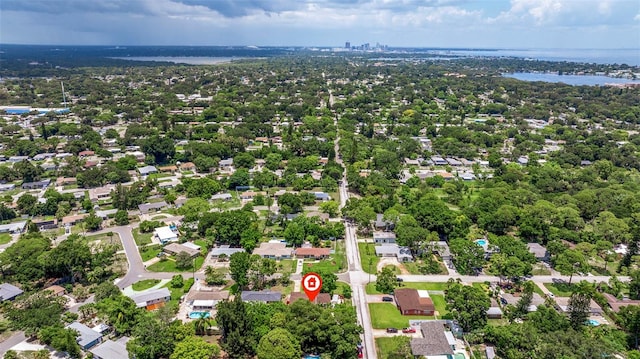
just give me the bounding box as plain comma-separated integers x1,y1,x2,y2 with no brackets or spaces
170,274,184,288
140,220,162,233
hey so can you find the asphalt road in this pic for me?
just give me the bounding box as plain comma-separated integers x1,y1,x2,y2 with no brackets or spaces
0,332,26,355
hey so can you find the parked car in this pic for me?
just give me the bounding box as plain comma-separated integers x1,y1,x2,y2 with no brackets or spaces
396,277,404,282
386,328,398,333
402,327,416,333
382,296,394,302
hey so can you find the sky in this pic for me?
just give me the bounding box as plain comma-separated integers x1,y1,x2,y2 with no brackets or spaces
1,0,639,49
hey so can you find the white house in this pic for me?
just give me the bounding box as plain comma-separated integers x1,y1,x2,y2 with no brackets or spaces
154,226,178,244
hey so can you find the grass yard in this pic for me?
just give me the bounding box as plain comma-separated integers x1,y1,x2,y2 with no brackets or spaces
431,294,448,316
376,337,411,359
0,233,12,245
366,281,450,294
140,244,162,261
402,260,448,275
133,228,153,246
163,277,194,308
85,232,123,251
369,303,434,329
334,281,352,298
359,242,380,274
303,240,347,273
544,282,575,297
132,279,160,291
148,256,205,272
270,281,294,296
278,259,296,273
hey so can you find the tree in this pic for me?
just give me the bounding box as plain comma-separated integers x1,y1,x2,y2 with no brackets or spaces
376,266,398,294
17,193,37,214
141,135,175,164
554,249,589,284
229,252,251,290
170,336,221,359
509,281,534,321
445,282,490,332
629,270,640,300
619,305,640,349
228,168,250,189
6,292,66,337
175,252,193,270
256,328,302,359
567,291,591,329
205,266,227,286
94,282,121,302
38,327,81,358
3,351,18,359
318,270,338,294
216,297,257,358
284,222,305,247
114,209,129,225
84,212,103,231
449,239,485,275
319,200,340,218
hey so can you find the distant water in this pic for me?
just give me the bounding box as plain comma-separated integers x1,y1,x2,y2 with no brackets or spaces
503,72,640,86
110,56,241,65
443,48,640,66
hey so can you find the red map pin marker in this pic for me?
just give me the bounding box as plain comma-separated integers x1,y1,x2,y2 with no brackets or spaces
302,272,323,302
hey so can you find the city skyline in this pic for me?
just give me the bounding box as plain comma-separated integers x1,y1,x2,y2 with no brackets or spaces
1,0,639,49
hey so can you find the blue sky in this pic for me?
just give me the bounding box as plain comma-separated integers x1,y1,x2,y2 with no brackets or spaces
1,0,639,48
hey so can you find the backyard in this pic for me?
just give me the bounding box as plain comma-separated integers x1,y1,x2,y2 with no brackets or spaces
140,244,162,261
303,240,346,273
369,303,434,329
544,282,576,297
376,337,411,359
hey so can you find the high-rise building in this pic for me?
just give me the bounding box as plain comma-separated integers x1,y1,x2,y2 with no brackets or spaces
345,42,351,49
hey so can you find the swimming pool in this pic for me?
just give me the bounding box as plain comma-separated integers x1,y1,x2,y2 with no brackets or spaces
587,319,600,326
475,239,487,246
189,311,211,319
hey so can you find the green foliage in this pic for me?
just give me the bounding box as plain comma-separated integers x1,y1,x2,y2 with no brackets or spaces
449,238,484,275
170,336,221,359
114,209,129,225
445,281,490,332
375,266,398,294
6,292,67,337
256,328,302,359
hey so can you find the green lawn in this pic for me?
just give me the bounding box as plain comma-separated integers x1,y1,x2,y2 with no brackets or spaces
303,240,347,273
85,232,123,250
133,228,153,246
369,303,433,329
0,233,12,245
147,256,204,272
376,337,411,359
366,281,450,294
140,245,162,261
132,279,160,291
270,281,294,296
359,242,380,274
402,260,448,275
431,294,448,316
278,259,296,273
163,277,195,308
544,282,575,297
334,281,352,298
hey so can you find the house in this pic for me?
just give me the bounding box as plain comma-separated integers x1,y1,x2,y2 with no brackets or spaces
89,185,114,202
138,201,168,214
164,242,200,258
374,213,394,230
240,191,258,200
295,247,331,260
154,226,178,244
253,242,293,260
158,180,180,189
411,321,457,358
288,292,332,305
8,156,29,163
554,296,603,315
45,285,66,297
67,321,102,350
219,158,233,170
211,193,233,201
527,243,550,262
22,178,51,190
56,177,77,186
0,221,26,234
0,283,23,301
241,291,282,303
179,162,196,172
62,214,88,226
95,208,118,220
375,244,413,262
0,183,15,192
487,299,503,319
394,288,435,316
188,291,230,310
158,165,178,174
431,156,448,166
90,338,130,359
127,288,172,310
374,231,396,244
33,153,56,161
138,165,158,176
500,292,546,312
312,192,331,201
78,150,95,157
32,218,58,230
210,245,245,259
602,293,640,313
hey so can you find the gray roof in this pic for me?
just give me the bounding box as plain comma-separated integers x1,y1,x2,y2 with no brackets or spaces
211,193,233,200
411,322,455,357
67,322,102,348
138,165,158,175
210,246,245,257
0,283,23,301
436,241,451,258
90,340,129,359
241,291,282,302
0,222,26,233
486,346,496,359
138,201,168,213
127,288,171,307
527,243,548,258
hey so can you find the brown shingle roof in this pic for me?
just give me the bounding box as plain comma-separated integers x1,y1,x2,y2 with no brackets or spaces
295,247,331,257
288,292,331,304
394,288,434,313
603,293,640,313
